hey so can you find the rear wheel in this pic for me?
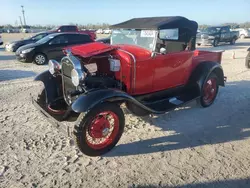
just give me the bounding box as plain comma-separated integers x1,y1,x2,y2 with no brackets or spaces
198,73,219,107
213,39,219,47
230,38,236,45
34,53,47,65
74,103,125,156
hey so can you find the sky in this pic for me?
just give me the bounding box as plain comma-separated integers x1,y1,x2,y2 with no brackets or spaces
1,0,250,26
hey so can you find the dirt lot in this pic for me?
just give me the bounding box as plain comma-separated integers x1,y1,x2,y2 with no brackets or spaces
0,33,250,188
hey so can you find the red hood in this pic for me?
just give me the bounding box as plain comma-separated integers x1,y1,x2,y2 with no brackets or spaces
66,42,117,58
67,42,151,61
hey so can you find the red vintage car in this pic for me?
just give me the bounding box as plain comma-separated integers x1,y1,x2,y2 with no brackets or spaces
33,16,225,156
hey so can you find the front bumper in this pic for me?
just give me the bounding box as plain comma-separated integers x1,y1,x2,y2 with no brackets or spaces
196,38,214,46
15,51,33,63
31,94,72,136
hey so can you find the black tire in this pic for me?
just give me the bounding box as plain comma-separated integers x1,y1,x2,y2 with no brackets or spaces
246,52,250,69
37,88,46,107
213,39,219,47
74,103,125,156
198,72,219,108
33,53,48,65
230,38,236,45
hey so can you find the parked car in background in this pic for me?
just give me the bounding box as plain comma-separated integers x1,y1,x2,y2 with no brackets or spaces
196,26,239,47
103,28,112,34
49,25,96,40
5,32,49,52
32,16,225,156
96,29,103,34
16,33,93,65
95,37,110,44
0,35,3,45
231,28,250,39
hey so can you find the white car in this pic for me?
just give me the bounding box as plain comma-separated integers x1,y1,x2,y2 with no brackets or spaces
0,35,3,45
103,29,112,34
231,28,250,39
96,29,103,34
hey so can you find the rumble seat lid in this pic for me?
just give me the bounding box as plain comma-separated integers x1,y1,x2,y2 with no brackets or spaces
65,42,117,58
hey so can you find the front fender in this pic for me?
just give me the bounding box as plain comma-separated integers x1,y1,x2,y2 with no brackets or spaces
34,70,59,103
189,61,225,94
71,89,155,114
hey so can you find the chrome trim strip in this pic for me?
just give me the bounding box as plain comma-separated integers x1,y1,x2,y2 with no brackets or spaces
118,49,136,93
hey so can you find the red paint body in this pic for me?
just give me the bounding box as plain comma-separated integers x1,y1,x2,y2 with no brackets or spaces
69,43,223,95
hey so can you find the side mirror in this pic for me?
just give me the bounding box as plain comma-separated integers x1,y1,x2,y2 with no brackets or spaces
160,47,167,54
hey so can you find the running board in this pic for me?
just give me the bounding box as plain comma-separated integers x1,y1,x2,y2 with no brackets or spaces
142,90,199,112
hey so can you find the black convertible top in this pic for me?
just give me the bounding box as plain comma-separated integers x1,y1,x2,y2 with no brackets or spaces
111,16,198,33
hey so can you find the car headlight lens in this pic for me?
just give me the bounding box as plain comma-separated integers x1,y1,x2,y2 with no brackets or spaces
21,48,34,54
71,69,85,87
48,60,61,75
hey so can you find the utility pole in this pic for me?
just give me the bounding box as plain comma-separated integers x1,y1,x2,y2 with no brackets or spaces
21,5,26,26
19,16,23,27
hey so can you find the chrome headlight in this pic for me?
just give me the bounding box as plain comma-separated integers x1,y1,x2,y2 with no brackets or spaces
71,68,85,87
21,48,34,54
48,60,61,75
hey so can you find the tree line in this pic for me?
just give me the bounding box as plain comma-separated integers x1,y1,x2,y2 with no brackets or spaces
199,22,250,30
0,23,111,30
1,22,250,30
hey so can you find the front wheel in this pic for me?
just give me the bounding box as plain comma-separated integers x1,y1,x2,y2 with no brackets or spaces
33,53,47,65
74,103,125,156
198,73,219,108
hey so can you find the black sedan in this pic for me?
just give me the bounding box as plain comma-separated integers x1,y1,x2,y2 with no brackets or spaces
5,32,49,52
16,33,93,65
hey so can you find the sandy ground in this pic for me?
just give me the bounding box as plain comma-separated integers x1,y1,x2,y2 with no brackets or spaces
0,34,250,188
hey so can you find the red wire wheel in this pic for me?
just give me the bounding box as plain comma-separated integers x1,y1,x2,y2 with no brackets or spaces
200,73,219,107
74,103,125,156
85,111,119,150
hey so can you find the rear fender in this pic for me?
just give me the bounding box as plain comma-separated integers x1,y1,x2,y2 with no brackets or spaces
71,89,155,114
34,70,59,103
189,61,225,94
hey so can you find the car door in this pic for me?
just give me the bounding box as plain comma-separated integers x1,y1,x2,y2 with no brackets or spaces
45,35,69,60
220,27,230,42
153,50,193,91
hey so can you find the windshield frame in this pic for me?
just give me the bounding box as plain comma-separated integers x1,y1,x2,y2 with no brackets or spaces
110,29,158,52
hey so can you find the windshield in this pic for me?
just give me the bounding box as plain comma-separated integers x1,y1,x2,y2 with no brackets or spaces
203,27,221,34
110,29,156,51
29,33,47,40
36,35,55,44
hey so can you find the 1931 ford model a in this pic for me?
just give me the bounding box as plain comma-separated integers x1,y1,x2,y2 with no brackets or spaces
33,16,225,156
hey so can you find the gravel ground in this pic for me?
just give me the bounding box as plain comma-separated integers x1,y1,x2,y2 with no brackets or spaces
0,34,250,188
